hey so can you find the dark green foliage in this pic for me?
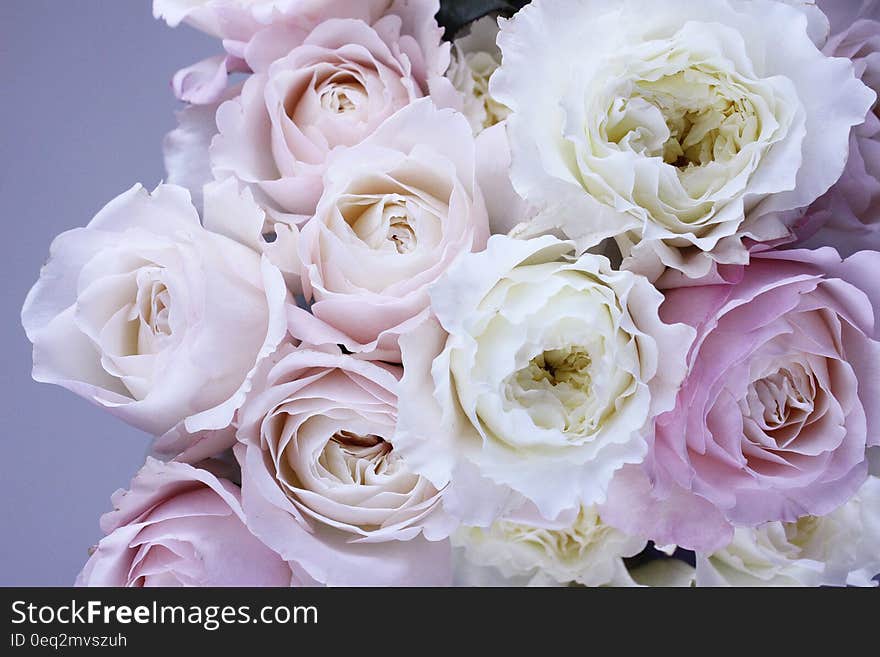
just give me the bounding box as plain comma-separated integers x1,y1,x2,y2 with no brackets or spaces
436,0,530,39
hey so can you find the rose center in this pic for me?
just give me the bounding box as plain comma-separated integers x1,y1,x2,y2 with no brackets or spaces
496,507,612,562
747,367,813,432
605,69,758,169
318,431,398,484
348,195,418,254
465,51,508,129
506,345,606,436
142,282,171,336
386,215,417,254
133,268,173,357
317,74,366,115
783,515,820,551
525,347,593,389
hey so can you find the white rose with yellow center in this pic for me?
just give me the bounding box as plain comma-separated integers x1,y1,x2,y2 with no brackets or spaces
454,503,646,586
696,476,880,586
394,235,694,523
492,0,874,279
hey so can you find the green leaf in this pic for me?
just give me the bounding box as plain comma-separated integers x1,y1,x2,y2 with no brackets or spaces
436,0,530,40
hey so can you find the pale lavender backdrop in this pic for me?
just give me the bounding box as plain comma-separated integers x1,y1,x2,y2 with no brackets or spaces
0,0,873,586
0,1,215,586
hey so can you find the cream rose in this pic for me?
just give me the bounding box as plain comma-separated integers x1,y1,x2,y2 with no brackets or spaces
21,183,288,461
443,15,531,237
444,16,508,135
491,0,874,279
394,234,695,523
696,475,880,586
454,503,646,587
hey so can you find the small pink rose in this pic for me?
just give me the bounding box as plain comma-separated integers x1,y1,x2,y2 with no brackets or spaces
77,459,297,587
236,343,454,586
795,19,880,256
209,8,451,224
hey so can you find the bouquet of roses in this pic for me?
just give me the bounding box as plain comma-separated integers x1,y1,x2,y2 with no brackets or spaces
22,0,880,587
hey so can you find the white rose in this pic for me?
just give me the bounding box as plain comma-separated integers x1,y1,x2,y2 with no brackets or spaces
394,234,695,523
445,16,508,134
21,182,288,461
453,503,646,587
696,476,880,586
491,0,874,279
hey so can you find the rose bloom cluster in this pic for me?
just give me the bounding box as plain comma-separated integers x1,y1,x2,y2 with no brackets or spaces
22,0,880,587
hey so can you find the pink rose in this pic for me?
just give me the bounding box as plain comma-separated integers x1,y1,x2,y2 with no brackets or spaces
608,248,880,551
294,99,489,360
235,343,454,586
154,1,423,104
208,7,451,225
795,19,880,256
77,459,297,587
818,0,880,35
154,0,393,41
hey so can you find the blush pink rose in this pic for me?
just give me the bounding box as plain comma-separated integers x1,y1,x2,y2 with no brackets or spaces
235,343,455,586
818,0,880,35
208,6,452,225
606,248,880,552
154,1,433,105
154,0,393,41
294,99,489,360
795,19,880,256
76,459,298,587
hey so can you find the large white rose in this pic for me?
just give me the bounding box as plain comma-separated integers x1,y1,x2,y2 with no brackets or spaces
394,234,695,523
21,183,289,461
696,475,880,586
491,0,874,279
453,503,646,587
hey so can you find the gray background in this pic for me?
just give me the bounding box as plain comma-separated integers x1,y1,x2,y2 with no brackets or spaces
0,0,872,586
1,1,214,586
